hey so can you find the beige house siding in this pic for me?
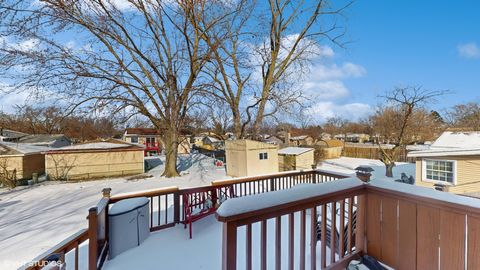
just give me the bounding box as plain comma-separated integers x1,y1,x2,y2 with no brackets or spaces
279,150,314,171
0,154,45,180
46,150,144,180
225,140,278,177
415,156,480,194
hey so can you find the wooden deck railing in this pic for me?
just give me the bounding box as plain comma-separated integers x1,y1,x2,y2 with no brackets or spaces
22,169,343,270
216,178,480,270
216,179,365,270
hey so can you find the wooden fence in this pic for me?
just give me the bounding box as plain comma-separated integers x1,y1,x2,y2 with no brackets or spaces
342,146,416,163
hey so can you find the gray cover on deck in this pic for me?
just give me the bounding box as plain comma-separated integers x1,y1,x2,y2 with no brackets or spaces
108,197,150,259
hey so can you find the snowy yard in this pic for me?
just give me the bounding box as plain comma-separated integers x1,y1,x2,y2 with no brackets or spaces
0,154,228,270
0,155,415,269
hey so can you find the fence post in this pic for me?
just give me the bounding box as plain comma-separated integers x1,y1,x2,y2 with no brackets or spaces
222,221,237,270
173,191,180,224
88,207,98,270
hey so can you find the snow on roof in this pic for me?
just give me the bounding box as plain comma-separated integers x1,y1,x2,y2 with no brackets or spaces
60,142,133,150
278,147,314,155
204,136,220,142
0,141,49,155
408,131,480,157
290,135,310,140
18,134,69,144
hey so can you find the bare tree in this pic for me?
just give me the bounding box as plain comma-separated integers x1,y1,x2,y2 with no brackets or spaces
375,86,446,177
445,102,480,130
201,0,352,138
0,158,17,189
0,0,225,177
48,155,77,181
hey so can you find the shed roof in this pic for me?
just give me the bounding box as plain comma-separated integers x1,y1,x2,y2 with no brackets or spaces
0,128,28,139
278,147,314,155
45,139,144,154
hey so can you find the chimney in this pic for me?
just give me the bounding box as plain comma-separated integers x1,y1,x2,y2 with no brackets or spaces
355,165,374,183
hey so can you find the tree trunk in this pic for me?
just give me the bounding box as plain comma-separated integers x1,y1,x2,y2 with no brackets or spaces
385,162,395,178
232,112,242,139
162,128,180,177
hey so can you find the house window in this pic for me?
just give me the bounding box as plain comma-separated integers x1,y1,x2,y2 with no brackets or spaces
423,159,455,184
131,136,139,143
259,152,268,160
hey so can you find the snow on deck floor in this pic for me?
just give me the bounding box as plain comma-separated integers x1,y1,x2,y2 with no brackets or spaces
103,214,338,270
0,154,228,270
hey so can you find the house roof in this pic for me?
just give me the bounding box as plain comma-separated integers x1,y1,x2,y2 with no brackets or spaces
0,141,49,155
45,139,144,154
125,128,161,136
17,134,69,144
0,128,28,139
278,147,314,155
408,131,480,157
290,135,311,141
204,136,220,143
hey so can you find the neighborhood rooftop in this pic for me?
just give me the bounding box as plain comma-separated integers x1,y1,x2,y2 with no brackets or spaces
409,131,480,157
278,146,314,155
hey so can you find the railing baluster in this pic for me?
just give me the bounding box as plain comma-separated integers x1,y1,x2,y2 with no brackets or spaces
74,244,79,270
275,216,281,270
300,210,306,270
347,197,353,254
150,197,153,228
289,213,295,270
158,195,161,226
310,207,317,270
339,200,345,259
261,220,267,270
330,202,336,264
246,224,252,270
321,204,327,268
165,194,168,224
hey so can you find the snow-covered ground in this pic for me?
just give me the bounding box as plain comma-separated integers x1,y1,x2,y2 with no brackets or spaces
0,155,415,269
0,154,228,270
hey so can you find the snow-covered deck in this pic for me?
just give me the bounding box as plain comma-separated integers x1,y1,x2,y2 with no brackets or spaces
103,214,337,270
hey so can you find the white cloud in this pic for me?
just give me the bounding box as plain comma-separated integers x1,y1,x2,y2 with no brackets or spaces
307,101,372,123
0,91,30,113
309,62,366,81
458,42,480,59
304,80,349,100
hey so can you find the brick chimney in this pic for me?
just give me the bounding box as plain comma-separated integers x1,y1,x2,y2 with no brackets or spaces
355,165,374,183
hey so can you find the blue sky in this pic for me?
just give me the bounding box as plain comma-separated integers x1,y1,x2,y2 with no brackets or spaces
1,0,479,124
316,0,480,121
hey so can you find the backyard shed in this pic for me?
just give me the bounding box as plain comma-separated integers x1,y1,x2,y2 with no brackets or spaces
0,142,46,180
225,139,278,177
45,140,145,180
278,147,315,171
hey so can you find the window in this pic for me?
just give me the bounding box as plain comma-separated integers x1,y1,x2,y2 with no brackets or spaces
131,136,139,143
259,152,268,160
423,159,455,184
146,137,156,144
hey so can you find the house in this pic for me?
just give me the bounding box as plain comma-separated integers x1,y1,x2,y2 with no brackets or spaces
408,131,480,195
123,128,191,155
334,133,370,143
44,140,145,180
16,134,71,148
289,135,314,146
201,136,224,151
316,139,344,159
262,135,285,146
0,141,46,180
0,128,28,142
225,139,278,177
278,147,315,171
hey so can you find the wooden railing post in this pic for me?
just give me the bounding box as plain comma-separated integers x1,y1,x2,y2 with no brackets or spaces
355,194,366,254
173,191,180,224
222,221,237,270
88,207,98,270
